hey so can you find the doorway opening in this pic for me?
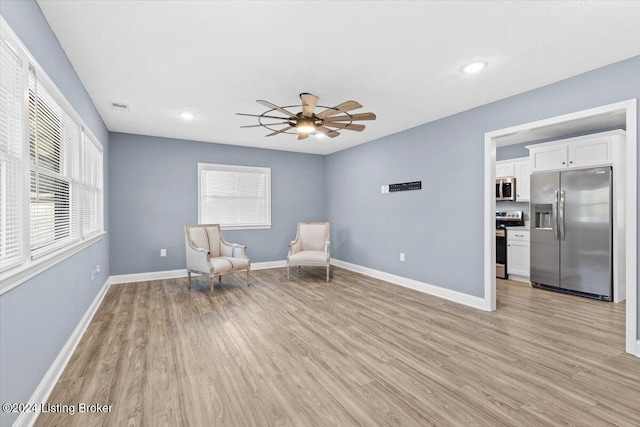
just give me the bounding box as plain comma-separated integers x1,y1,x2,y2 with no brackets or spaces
483,99,637,356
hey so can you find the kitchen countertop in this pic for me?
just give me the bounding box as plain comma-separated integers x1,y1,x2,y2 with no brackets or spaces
505,225,530,230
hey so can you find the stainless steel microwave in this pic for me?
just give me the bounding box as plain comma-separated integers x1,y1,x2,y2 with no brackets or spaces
496,177,516,201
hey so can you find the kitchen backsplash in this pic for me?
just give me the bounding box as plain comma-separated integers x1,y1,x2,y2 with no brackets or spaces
497,201,530,222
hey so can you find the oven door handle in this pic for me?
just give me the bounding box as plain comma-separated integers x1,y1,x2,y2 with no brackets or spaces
552,190,558,240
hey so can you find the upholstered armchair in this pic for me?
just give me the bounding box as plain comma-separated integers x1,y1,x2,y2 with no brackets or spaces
287,222,331,282
184,224,250,294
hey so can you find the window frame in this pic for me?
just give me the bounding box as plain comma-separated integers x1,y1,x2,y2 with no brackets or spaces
0,17,105,295
197,162,272,230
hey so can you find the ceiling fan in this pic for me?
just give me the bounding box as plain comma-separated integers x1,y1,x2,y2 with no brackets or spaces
236,93,377,140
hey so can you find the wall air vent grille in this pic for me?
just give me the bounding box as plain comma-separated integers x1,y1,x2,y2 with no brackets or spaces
110,102,129,111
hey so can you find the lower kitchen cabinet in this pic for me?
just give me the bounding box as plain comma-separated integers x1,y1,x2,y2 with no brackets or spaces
507,229,530,282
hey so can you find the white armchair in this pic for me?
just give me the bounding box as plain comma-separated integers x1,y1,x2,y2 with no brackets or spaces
287,222,331,282
185,224,250,294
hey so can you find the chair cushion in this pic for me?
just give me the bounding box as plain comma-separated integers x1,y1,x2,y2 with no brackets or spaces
289,250,328,264
209,256,249,273
300,223,329,251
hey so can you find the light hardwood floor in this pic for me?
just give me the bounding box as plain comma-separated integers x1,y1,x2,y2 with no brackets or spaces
36,268,639,426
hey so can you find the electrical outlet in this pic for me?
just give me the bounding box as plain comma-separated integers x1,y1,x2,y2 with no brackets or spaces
400,252,405,262
91,265,101,280
160,249,166,257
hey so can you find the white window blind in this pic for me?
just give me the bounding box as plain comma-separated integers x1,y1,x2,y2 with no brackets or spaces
81,132,102,237
0,40,25,271
198,163,271,230
29,68,80,255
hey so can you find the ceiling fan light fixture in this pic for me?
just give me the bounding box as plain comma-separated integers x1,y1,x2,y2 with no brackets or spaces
295,116,316,133
236,93,376,139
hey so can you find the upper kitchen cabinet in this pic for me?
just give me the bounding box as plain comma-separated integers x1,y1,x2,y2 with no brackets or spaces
514,160,530,202
496,162,515,178
527,130,624,173
528,144,567,172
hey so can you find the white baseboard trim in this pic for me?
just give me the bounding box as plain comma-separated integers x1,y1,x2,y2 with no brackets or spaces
331,259,489,311
252,260,286,270
508,274,530,284
109,261,287,285
109,269,188,285
13,276,113,427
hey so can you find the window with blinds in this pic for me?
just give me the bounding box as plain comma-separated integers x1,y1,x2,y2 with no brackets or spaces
29,67,79,254
81,133,102,237
0,18,104,289
198,163,271,230
0,39,25,271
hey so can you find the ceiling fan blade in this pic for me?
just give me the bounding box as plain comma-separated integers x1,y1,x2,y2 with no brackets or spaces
298,132,309,140
236,112,291,120
315,126,340,138
324,112,377,122
316,100,363,119
265,126,294,137
241,122,290,128
324,122,365,132
256,100,296,118
300,93,319,117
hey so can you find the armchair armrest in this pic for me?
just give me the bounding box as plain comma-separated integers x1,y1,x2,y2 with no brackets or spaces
231,243,249,260
325,238,331,257
289,238,302,256
220,241,249,259
185,244,211,274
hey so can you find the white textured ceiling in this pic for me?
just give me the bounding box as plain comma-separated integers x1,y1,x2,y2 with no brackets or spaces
36,1,640,155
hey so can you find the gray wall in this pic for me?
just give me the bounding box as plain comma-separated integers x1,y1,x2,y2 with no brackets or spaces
0,1,110,426
496,142,530,161
109,133,326,275
326,55,640,309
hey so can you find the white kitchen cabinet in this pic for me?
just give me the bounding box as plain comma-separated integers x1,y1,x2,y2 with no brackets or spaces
514,160,530,202
568,138,613,168
527,130,622,173
529,144,567,172
496,162,515,178
507,229,529,282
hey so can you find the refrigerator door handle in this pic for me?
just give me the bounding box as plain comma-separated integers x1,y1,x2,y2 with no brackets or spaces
552,190,559,240
559,190,566,241
498,180,503,200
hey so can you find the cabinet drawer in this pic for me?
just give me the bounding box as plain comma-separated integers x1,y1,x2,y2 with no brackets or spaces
507,230,529,242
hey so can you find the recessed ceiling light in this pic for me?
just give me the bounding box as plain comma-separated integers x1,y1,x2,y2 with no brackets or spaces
462,61,488,74
315,133,325,139
180,112,195,120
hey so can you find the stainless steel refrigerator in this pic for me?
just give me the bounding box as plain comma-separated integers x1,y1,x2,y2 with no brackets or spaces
530,166,612,300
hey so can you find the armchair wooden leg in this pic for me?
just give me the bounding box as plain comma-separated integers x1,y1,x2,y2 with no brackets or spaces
210,275,215,295
326,265,330,283
246,269,250,286
187,271,192,289
298,266,301,276
219,275,222,283
287,264,290,281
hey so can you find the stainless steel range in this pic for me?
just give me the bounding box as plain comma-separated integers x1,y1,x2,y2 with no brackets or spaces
496,211,524,279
